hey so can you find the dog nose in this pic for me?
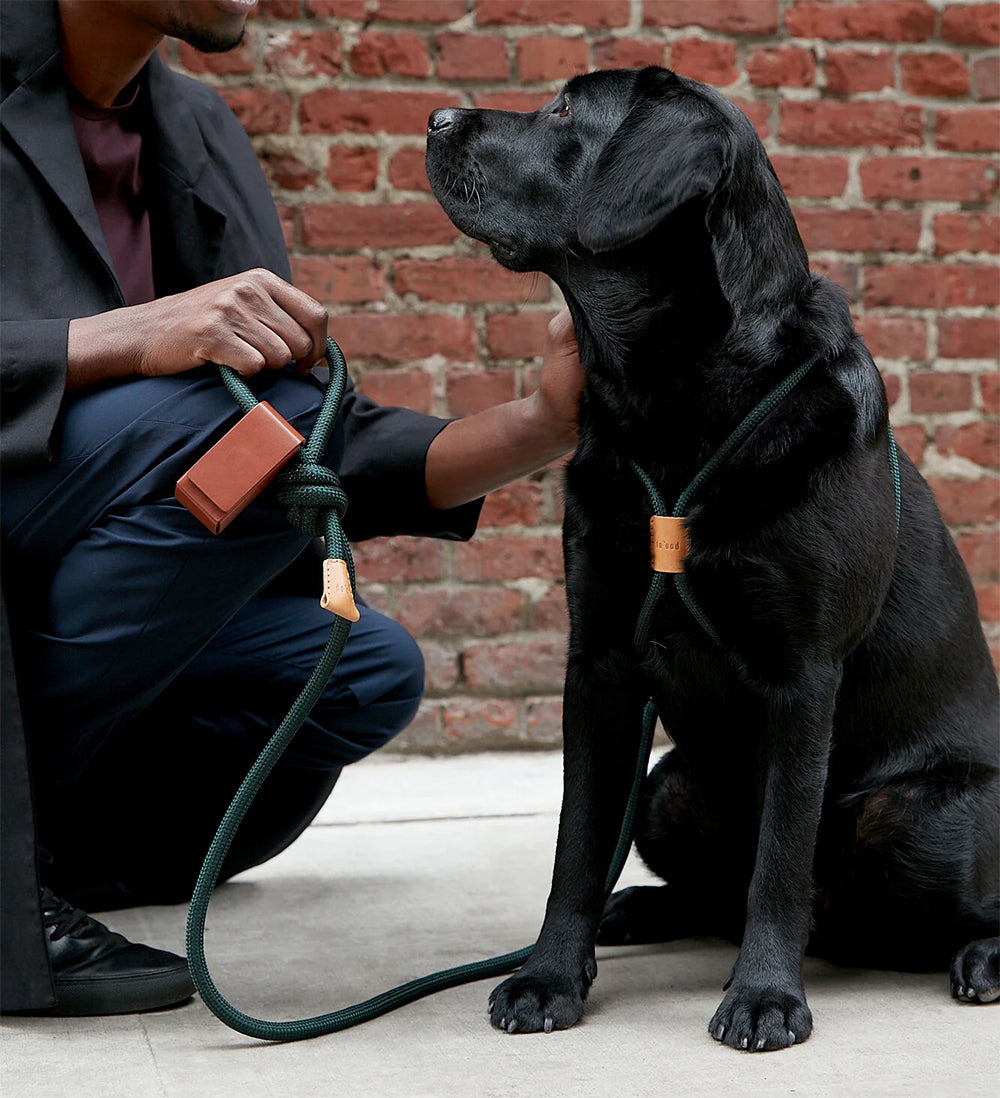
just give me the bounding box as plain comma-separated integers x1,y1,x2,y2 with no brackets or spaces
428,109,457,135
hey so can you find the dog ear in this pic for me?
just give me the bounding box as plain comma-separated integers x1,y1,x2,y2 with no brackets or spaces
577,90,730,254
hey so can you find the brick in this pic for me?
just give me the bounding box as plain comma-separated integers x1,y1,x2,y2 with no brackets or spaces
300,89,461,135
794,208,921,252
955,530,1000,576
355,367,435,412
785,2,934,42
180,34,256,74
892,424,927,465
531,584,569,631
446,367,518,415
396,586,526,636
455,535,563,580
732,99,771,140
306,0,367,15
860,157,998,202
854,316,927,359
864,264,999,308
747,47,816,89
476,0,630,27
669,38,739,87
525,698,564,744
487,311,556,359
518,36,590,83
811,257,858,298
436,34,510,81
935,422,1000,468
983,373,1000,414
276,203,296,249
220,88,292,135
594,38,666,70
883,372,902,408
938,317,1000,359
259,0,300,16
388,147,432,192
934,213,1000,256
974,56,1000,101
301,202,458,248
439,700,520,749
350,31,430,77
262,152,318,191
264,30,343,76
333,313,476,364
463,637,567,693
326,146,379,191
419,641,461,693
936,108,1000,152
910,372,974,413
473,91,553,111
394,258,549,304
900,51,970,97
779,101,923,147
771,154,849,197
824,49,895,95
927,477,1000,525
290,255,385,303
351,537,444,582
377,0,467,20
479,482,545,527
975,580,1000,621
941,4,1000,46
643,0,779,34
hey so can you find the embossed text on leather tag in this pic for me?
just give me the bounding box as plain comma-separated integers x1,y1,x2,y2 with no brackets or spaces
650,515,688,574
321,558,361,621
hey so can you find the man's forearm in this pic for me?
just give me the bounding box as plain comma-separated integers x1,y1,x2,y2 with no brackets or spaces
424,390,576,511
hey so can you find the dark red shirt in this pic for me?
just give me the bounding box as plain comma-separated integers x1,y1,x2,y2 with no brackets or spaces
69,76,155,306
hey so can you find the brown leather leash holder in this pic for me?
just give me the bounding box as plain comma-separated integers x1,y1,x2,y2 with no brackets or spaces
650,515,689,574
176,402,305,534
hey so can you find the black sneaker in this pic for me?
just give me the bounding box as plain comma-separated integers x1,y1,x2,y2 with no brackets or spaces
29,888,195,1016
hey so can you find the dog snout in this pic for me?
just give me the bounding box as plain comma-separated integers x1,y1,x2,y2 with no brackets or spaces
428,109,458,135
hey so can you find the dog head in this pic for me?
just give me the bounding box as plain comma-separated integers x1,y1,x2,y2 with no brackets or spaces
426,66,809,345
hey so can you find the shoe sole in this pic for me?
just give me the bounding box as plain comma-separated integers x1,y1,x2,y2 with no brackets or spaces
45,968,196,1016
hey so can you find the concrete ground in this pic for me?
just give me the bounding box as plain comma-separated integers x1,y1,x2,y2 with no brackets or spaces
4,751,998,1098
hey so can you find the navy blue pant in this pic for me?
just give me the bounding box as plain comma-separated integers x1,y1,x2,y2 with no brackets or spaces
2,368,423,909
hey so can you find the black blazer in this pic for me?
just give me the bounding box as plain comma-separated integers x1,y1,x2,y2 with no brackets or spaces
0,1,478,1008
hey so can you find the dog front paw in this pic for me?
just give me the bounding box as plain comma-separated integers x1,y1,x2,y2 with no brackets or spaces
709,984,812,1052
951,938,1000,1003
488,957,597,1034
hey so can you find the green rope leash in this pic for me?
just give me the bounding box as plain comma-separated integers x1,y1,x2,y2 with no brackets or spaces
186,340,658,1041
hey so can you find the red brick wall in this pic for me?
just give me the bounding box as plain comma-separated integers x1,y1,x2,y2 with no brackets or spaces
167,0,999,751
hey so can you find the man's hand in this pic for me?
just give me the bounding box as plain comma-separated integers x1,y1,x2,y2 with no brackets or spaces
424,306,584,511
529,306,584,453
67,269,329,390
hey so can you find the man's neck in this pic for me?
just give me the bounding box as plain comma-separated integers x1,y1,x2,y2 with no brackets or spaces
57,0,162,107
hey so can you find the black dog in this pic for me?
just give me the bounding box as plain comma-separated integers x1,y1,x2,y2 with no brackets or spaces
425,66,999,1051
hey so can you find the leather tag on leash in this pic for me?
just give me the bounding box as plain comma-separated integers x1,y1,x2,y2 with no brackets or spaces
176,403,305,534
321,558,361,621
650,515,688,573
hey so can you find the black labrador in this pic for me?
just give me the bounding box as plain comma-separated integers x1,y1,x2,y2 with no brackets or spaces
425,66,999,1051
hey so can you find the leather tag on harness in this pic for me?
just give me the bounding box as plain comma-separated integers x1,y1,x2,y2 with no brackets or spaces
176,402,304,534
321,558,361,621
650,515,688,574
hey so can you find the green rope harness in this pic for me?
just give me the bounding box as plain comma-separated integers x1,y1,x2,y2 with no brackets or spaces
187,344,901,1041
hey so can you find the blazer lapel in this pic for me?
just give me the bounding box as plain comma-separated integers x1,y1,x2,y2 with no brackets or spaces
0,49,121,299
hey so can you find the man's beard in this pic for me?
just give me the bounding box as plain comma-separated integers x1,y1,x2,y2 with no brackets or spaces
165,17,245,54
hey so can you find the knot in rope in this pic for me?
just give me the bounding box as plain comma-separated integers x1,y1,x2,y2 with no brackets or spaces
277,459,348,539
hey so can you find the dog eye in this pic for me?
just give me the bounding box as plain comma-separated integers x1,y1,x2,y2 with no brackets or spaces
556,100,571,118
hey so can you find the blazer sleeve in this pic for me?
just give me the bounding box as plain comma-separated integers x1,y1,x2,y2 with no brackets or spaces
338,381,482,543
0,319,69,472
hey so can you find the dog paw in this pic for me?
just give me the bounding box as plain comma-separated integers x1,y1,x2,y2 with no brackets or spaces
597,886,645,945
951,938,1000,1004
709,985,812,1052
488,958,597,1034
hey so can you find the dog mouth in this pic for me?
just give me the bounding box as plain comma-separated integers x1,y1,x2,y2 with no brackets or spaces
488,238,518,262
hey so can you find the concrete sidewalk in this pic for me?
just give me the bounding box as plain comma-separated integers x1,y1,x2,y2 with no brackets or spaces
4,752,998,1098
